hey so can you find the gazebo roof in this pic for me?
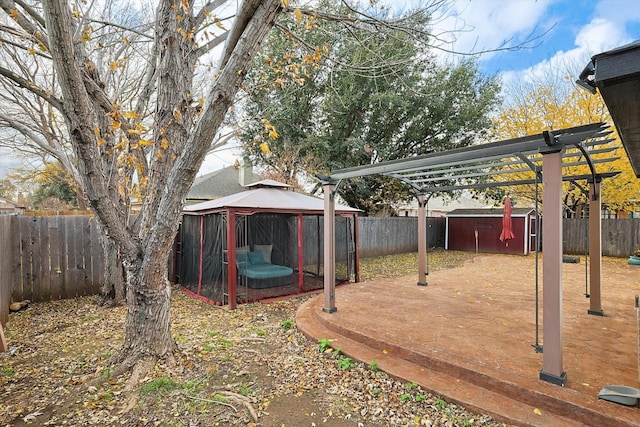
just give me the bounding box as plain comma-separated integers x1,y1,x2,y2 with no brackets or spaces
183,183,359,215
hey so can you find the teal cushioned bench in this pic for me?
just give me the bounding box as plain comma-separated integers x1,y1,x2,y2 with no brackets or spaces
237,251,293,289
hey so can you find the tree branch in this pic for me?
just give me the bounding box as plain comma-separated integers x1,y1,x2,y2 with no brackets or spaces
41,0,137,256
0,66,63,110
0,0,49,49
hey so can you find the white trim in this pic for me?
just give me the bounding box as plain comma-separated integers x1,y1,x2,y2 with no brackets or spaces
444,216,449,249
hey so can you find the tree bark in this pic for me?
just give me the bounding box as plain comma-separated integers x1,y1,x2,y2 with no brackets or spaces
115,248,175,369
97,237,126,306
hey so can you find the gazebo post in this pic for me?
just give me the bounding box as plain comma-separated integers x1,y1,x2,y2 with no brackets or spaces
540,146,567,386
227,210,237,310
297,213,304,292
323,182,337,313
588,178,603,316
417,194,428,286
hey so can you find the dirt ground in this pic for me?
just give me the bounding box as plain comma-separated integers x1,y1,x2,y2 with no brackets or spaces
1,251,507,427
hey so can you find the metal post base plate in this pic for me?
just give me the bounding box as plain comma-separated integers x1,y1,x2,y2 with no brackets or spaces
588,309,604,316
417,282,428,287
322,306,337,314
540,370,567,387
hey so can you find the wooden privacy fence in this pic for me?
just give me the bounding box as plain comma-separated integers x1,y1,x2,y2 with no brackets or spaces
358,217,445,258
0,215,104,325
1,215,638,326
563,218,640,258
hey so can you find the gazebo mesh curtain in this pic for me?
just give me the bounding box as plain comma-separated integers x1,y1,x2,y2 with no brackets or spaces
176,211,355,305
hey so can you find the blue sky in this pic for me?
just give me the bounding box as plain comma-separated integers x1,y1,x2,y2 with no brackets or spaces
431,0,640,80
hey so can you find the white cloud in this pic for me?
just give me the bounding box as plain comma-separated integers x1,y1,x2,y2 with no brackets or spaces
501,16,635,90
432,0,554,60
574,17,630,53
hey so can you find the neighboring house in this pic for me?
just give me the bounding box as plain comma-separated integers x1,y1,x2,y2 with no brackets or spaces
0,198,26,215
185,164,262,205
396,194,490,217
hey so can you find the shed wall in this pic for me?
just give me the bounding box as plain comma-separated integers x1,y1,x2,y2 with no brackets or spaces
446,215,532,255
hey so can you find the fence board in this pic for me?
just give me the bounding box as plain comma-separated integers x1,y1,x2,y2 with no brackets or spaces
90,218,103,290
80,217,97,295
33,217,50,301
0,216,11,326
49,216,65,300
63,216,75,298
563,218,640,257
19,217,37,301
9,217,22,303
67,216,84,297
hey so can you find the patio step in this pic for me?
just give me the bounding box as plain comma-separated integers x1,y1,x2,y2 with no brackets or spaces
296,298,634,427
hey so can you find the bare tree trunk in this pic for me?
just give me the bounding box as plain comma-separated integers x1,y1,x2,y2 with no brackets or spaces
115,250,175,371
97,240,126,306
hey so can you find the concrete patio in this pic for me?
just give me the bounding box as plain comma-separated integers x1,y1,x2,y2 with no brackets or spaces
296,254,640,426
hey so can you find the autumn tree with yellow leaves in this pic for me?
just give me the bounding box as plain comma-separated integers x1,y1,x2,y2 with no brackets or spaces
490,76,640,217
0,0,283,384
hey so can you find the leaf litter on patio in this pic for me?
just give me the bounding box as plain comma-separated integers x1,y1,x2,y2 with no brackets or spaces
1,250,510,426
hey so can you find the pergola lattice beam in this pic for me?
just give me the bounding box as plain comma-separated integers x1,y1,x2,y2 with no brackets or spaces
324,123,608,182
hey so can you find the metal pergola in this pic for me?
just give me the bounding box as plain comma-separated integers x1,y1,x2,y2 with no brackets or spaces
319,122,620,387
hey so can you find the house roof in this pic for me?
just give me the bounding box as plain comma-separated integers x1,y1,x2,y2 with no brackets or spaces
187,165,262,201
399,194,490,212
184,184,359,215
244,179,290,188
446,207,536,217
577,40,640,177
0,198,24,210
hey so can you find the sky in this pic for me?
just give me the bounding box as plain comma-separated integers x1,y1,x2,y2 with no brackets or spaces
430,0,640,83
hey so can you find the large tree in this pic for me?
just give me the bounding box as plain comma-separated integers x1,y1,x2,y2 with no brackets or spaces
240,2,501,215
1,0,282,381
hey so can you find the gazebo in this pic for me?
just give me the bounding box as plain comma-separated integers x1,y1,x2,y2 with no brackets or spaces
176,180,360,309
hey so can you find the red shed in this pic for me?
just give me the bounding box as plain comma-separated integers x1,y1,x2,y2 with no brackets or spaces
445,207,538,255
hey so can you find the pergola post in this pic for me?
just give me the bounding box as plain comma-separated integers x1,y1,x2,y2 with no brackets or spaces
353,213,361,283
0,324,6,353
323,182,337,313
540,148,567,386
588,178,603,316
417,194,428,286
